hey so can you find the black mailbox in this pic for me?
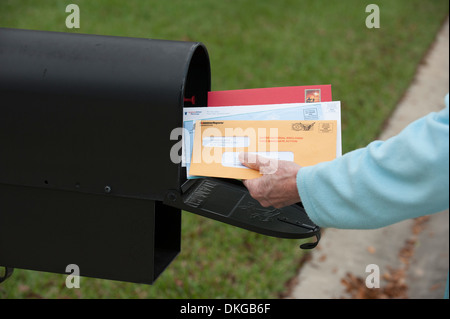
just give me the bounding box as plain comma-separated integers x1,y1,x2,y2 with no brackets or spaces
0,28,320,285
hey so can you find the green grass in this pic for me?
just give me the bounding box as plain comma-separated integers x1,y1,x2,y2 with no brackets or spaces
0,0,448,299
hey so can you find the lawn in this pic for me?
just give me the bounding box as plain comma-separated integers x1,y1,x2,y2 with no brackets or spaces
0,0,448,298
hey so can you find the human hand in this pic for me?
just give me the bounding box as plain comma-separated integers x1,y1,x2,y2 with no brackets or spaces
239,153,302,209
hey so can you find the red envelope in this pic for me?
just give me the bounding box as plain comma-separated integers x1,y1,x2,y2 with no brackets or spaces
208,85,332,107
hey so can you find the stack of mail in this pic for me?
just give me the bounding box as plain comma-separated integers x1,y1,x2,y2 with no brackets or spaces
182,86,341,180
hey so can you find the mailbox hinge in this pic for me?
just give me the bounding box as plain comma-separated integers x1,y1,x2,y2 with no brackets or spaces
0,267,14,284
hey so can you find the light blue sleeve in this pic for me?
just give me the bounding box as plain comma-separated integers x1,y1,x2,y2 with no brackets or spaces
297,94,449,229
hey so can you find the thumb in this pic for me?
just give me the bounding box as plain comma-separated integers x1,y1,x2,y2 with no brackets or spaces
239,152,269,171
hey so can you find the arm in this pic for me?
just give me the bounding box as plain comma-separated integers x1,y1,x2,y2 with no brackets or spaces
298,95,449,229
241,95,449,229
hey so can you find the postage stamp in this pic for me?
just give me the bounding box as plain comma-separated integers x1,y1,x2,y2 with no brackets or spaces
305,89,321,103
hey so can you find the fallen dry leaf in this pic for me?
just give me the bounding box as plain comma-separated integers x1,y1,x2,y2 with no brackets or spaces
412,216,430,235
340,266,408,299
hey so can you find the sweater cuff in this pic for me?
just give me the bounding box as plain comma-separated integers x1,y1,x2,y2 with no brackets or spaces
296,166,324,227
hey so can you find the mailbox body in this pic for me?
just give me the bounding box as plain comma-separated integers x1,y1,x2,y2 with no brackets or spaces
0,29,210,284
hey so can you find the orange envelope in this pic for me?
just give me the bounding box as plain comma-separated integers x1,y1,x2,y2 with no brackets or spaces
189,120,337,179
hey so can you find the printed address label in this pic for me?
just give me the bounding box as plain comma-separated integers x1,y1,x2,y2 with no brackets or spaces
202,136,250,148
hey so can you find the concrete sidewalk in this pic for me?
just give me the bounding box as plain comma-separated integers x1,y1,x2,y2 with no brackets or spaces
289,17,449,299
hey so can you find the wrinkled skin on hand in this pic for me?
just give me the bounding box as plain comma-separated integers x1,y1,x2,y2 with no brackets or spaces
239,153,302,209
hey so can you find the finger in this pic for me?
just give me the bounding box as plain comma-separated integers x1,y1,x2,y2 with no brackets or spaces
239,153,270,171
258,199,273,208
242,178,272,208
245,182,272,207
242,178,259,198
238,152,258,170
242,177,258,192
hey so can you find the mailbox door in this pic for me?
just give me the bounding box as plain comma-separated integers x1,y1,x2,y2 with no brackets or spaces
164,177,321,247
